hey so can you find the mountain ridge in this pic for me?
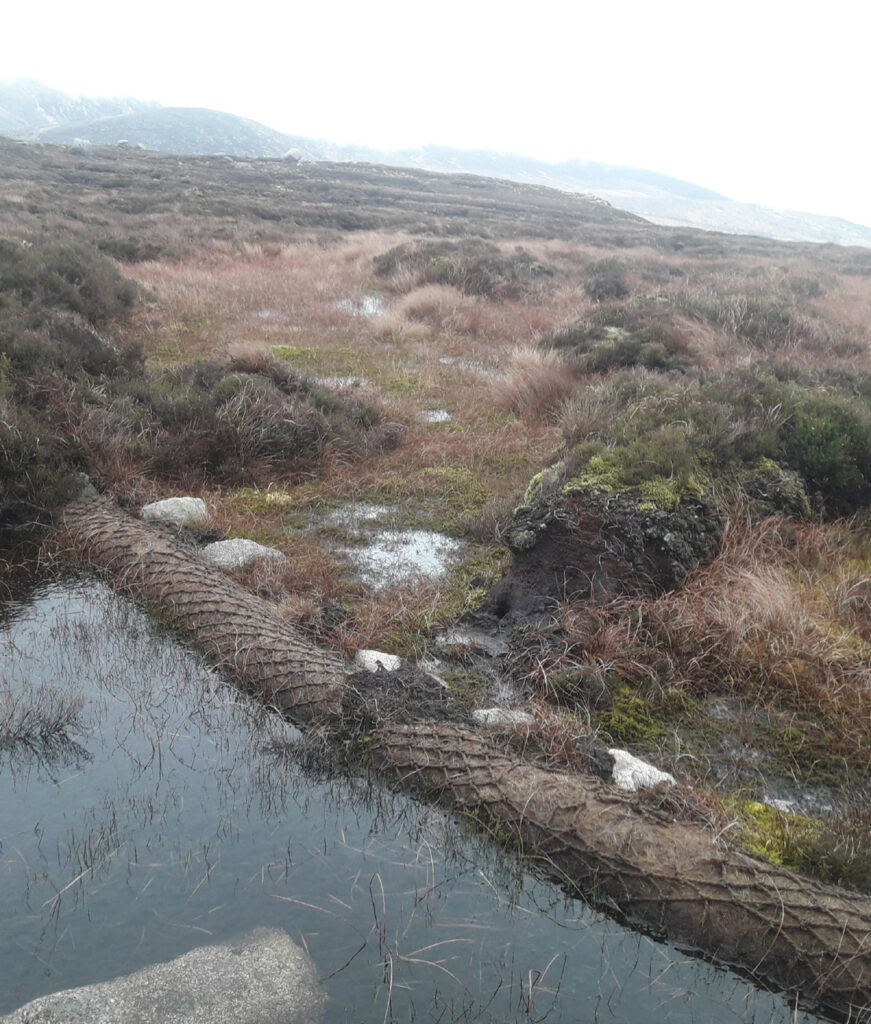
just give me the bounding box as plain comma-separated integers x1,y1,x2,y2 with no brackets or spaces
2,78,868,248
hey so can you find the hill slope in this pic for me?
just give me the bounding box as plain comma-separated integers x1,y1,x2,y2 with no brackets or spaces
2,79,869,247
37,106,321,159
321,143,871,248
0,78,155,137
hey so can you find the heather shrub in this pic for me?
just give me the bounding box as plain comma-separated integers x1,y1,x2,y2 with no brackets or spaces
0,234,395,520
0,390,79,520
0,237,143,521
96,237,170,263
583,258,629,301
109,360,388,487
780,391,871,513
545,300,693,372
0,235,138,325
374,238,553,298
557,368,871,516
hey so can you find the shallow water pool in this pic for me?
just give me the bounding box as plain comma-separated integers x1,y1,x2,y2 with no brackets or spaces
0,577,825,1023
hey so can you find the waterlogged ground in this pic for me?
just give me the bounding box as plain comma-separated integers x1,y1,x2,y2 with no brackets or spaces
0,575,828,1023
319,502,464,589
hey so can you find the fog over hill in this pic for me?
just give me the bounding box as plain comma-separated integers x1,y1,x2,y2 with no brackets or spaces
325,143,871,248
0,78,156,137
3,78,869,248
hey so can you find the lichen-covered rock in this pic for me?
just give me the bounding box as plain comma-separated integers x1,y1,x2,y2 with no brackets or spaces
201,538,288,571
140,496,210,527
503,501,553,553
740,459,811,519
0,928,324,1024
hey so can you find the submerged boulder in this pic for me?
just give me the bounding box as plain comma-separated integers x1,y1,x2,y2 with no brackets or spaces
1,928,324,1024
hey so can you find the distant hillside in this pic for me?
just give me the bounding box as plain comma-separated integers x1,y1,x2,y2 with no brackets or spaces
0,78,155,137
38,107,321,160
320,143,871,248
0,79,320,160
2,79,869,248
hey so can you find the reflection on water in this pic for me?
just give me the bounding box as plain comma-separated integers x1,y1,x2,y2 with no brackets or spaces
336,295,385,318
0,579,824,1023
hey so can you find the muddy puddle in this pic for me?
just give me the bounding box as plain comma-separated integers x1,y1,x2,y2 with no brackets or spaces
0,574,828,1023
320,502,463,588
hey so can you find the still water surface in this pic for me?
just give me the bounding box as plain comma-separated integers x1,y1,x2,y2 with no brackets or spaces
0,577,825,1022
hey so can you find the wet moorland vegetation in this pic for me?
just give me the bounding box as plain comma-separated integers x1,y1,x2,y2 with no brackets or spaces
3,137,871,1015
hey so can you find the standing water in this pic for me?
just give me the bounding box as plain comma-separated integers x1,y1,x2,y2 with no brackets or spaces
0,573,826,1023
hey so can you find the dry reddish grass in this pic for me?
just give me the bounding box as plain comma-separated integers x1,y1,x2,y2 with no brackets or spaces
493,345,581,422
806,275,871,331
112,227,871,684
547,515,871,766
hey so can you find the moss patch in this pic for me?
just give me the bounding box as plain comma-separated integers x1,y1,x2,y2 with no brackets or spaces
732,800,822,867
270,344,319,366
596,683,666,746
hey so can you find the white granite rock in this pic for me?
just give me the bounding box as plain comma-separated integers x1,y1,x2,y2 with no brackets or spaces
140,496,210,527
473,707,535,727
354,649,403,672
0,928,324,1024
609,748,676,792
201,538,288,571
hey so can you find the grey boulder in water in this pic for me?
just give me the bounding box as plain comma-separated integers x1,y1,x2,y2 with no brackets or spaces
1,928,324,1024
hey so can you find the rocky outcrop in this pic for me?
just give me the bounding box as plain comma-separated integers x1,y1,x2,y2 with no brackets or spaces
472,707,535,727
0,928,324,1024
353,648,403,672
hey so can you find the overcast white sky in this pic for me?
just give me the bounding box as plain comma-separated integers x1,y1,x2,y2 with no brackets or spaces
6,0,871,226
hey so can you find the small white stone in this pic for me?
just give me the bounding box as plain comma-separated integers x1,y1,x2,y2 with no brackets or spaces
608,749,676,792
473,708,535,727
354,649,403,672
140,496,210,527
201,538,288,571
